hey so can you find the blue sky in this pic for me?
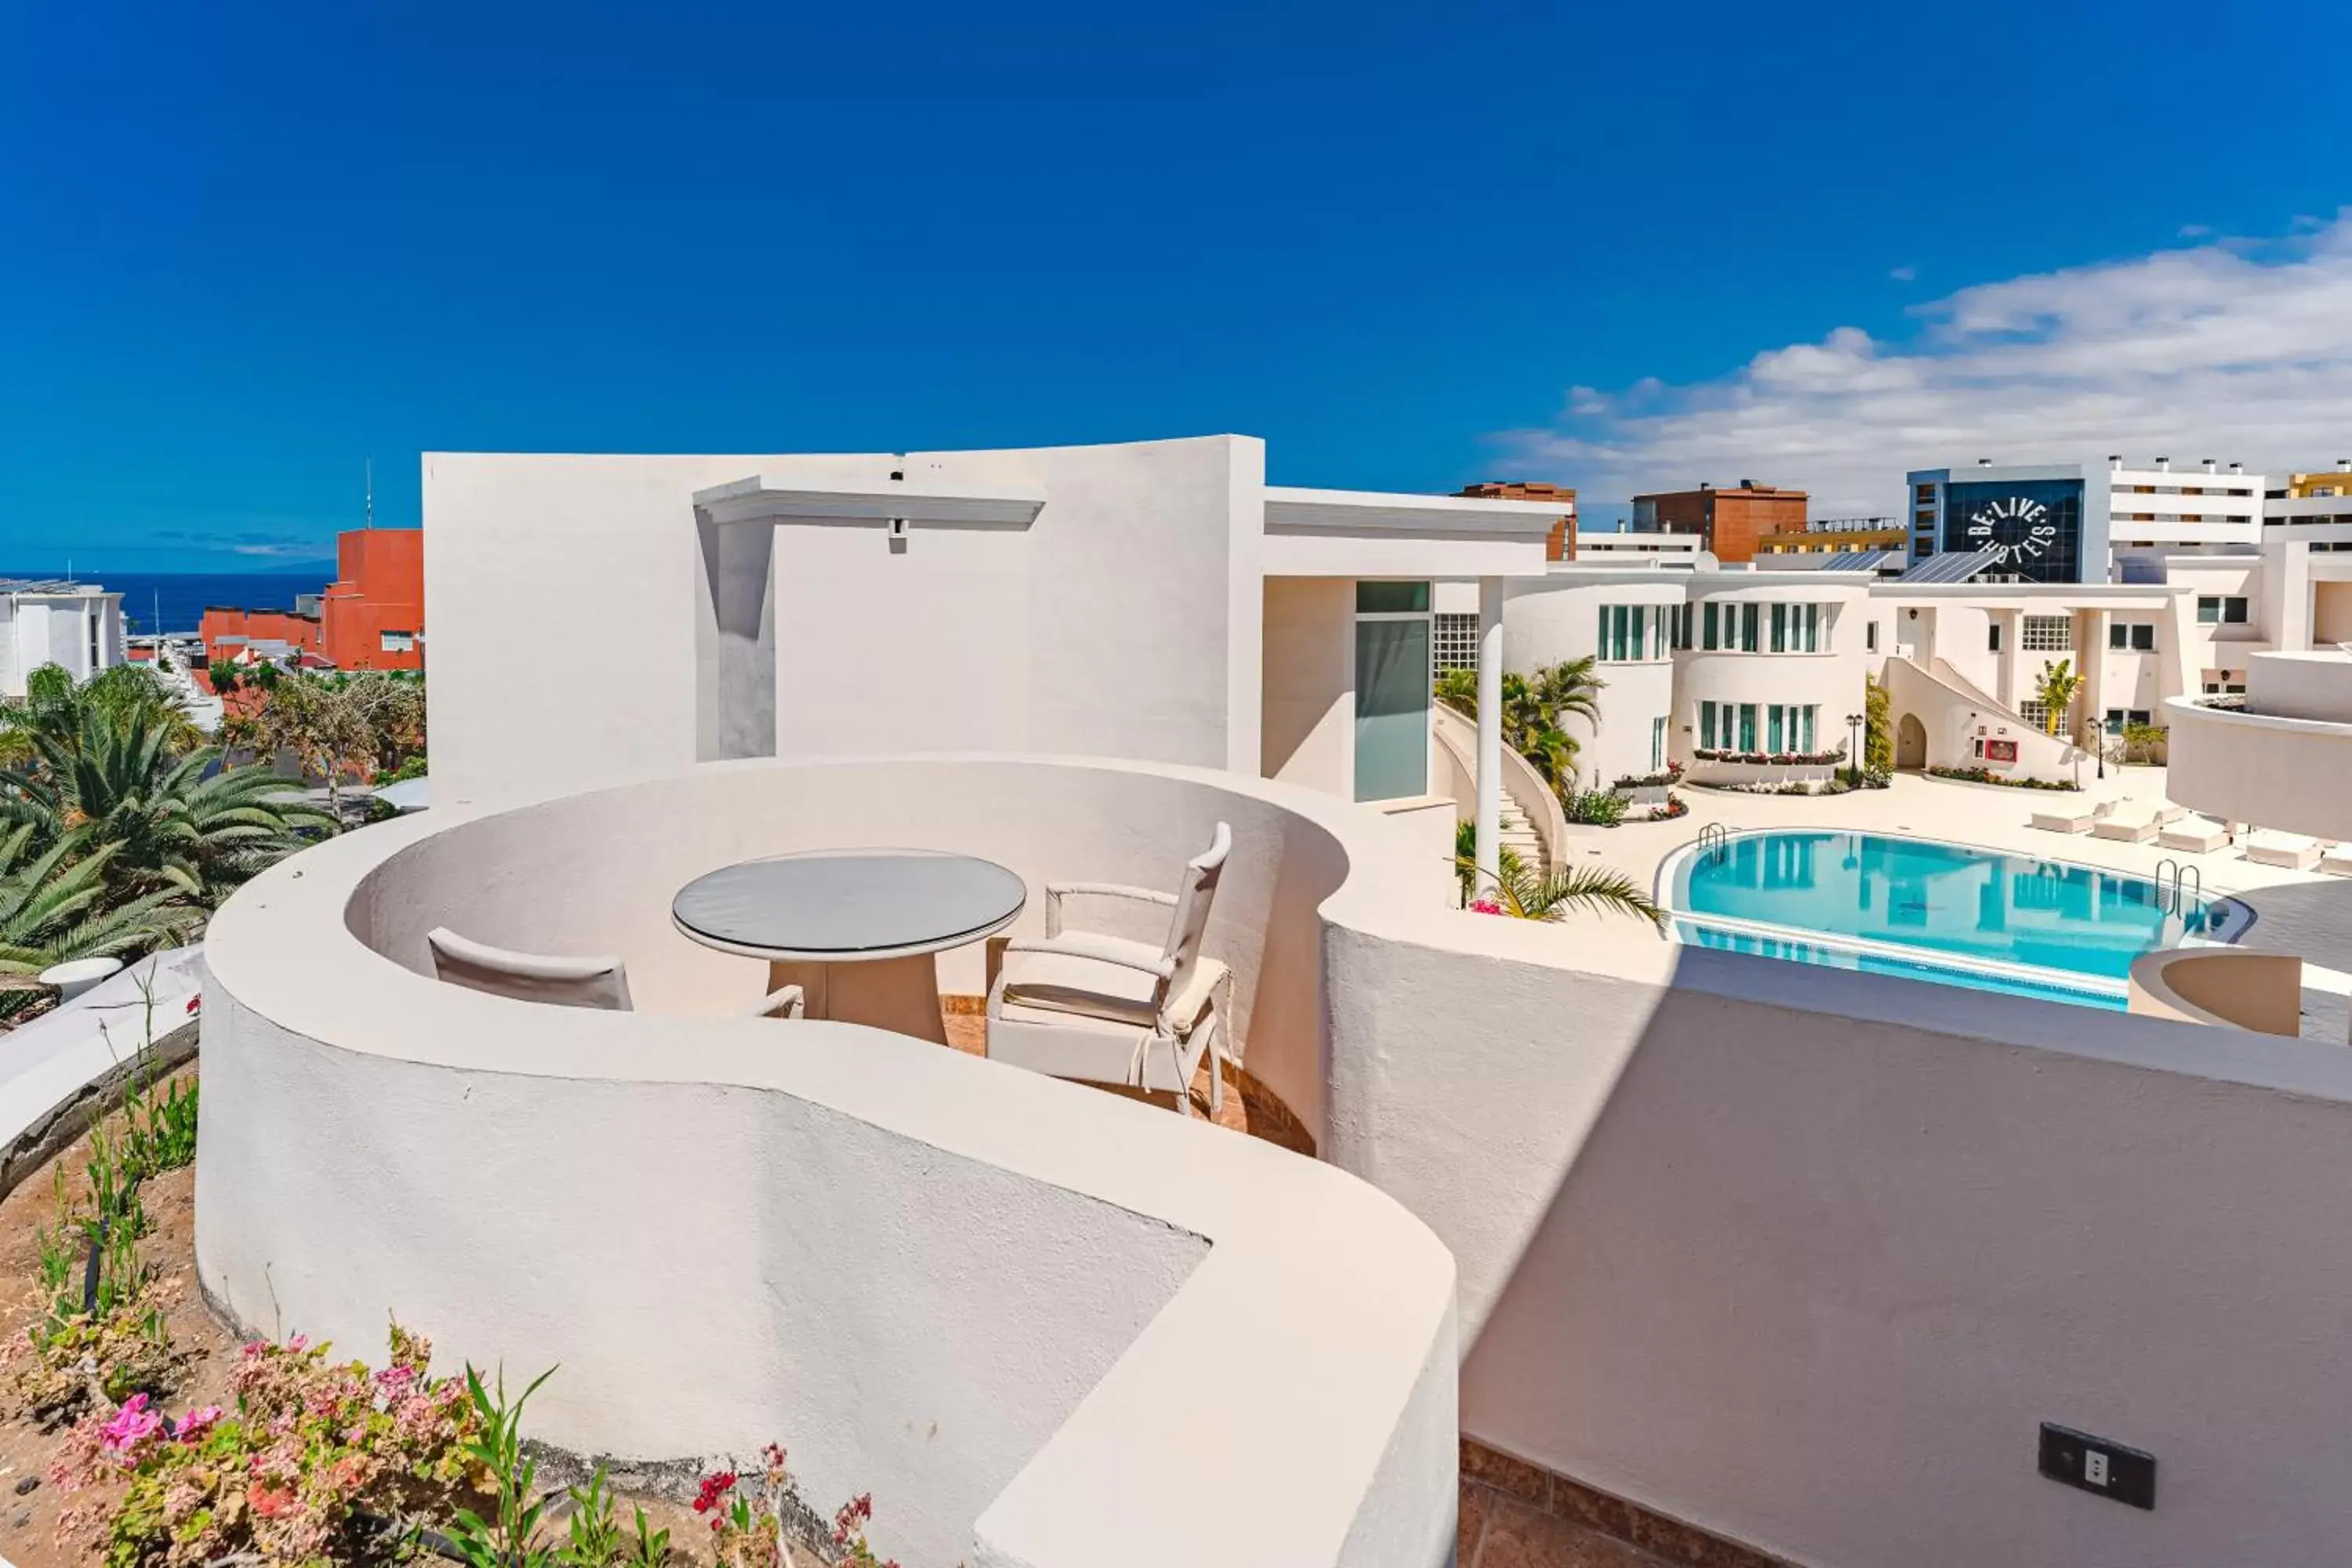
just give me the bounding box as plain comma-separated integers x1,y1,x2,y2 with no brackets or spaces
4,0,2348,569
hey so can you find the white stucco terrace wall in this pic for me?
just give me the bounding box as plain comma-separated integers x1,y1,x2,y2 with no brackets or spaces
2165,694,2352,840
424,439,1267,806
197,755,1458,1568
1319,887,2352,1568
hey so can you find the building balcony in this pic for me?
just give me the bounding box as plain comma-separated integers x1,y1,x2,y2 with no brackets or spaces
194,745,2352,1566
201,753,1460,1568
2166,650,2352,840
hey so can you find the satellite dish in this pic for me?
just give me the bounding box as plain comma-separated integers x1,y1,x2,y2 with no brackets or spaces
1694,550,1721,571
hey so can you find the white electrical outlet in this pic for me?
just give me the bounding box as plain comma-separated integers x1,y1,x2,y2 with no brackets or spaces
2085,1451,2111,1487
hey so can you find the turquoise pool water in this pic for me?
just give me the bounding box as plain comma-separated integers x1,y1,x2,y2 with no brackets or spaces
1672,830,2224,1000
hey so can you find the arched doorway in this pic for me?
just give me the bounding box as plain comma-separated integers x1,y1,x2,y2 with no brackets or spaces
1896,712,1928,769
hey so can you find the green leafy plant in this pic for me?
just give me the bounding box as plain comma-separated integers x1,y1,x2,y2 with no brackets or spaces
1436,657,1607,797
1563,789,1629,827
2119,721,2168,764
2034,658,2083,738
449,1363,560,1568
51,1323,484,1567
1863,677,1893,783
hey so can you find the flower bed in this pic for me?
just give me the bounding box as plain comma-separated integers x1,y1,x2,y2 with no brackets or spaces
1925,764,2079,792
0,1076,892,1568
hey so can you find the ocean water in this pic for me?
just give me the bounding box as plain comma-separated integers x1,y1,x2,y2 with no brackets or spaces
0,570,336,636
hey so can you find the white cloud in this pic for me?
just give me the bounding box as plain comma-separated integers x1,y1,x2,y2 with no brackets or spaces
1494,214,2352,517
1889,264,1917,281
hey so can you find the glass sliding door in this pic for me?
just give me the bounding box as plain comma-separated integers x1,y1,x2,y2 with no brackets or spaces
1354,582,1432,802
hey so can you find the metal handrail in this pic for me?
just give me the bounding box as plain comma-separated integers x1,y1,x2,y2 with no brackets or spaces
2152,858,2204,917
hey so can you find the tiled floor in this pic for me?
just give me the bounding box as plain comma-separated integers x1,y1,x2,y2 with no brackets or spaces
939,1001,1315,1152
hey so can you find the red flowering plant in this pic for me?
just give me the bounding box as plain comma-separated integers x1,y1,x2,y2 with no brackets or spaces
696,1443,899,1568
50,1322,483,1567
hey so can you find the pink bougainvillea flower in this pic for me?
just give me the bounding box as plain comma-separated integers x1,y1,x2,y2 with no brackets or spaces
99,1394,165,1457
693,1471,737,1514
175,1405,223,1443
1468,898,1504,916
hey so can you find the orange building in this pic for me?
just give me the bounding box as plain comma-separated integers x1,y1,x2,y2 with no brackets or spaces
1630,481,1806,563
321,528,424,671
198,606,324,668
1454,481,1576,560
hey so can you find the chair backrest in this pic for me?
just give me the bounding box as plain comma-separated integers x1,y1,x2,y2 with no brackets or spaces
426,927,633,1011
1156,822,1231,1006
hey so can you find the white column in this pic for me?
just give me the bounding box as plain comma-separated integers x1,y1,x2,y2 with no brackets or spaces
1475,576,1504,892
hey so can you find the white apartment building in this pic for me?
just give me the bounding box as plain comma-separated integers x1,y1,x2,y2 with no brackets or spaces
2103,454,2266,575
0,578,125,699
1472,546,2310,794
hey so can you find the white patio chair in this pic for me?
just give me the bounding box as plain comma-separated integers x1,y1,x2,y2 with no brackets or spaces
426,927,804,1017
985,822,1235,1117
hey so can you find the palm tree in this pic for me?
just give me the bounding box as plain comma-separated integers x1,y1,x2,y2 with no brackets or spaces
2034,659,2083,738
1454,829,1666,929
1488,858,1666,930
0,662,205,767
0,713,336,907
1531,655,1605,735
0,824,196,978
1434,658,1607,794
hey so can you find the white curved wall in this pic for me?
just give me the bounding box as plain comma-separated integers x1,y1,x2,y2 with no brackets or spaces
198,756,1459,1568
2165,695,2352,839
1502,577,1677,786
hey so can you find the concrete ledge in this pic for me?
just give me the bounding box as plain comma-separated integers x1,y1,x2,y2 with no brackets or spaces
0,949,204,1204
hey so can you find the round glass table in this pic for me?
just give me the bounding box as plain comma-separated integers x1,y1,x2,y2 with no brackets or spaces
671,848,1028,1044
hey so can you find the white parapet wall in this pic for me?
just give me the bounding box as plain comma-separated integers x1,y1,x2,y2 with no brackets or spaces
2165,692,2352,840
1319,885,2352,1567
196,755,1458,1568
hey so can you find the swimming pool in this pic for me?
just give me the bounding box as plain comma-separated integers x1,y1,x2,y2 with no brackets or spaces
1666,829,2245,1005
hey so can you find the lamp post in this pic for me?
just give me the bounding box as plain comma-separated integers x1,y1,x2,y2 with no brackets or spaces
1846,711,1865,786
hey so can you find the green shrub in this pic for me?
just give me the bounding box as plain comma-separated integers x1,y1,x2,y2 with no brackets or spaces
1563,789,1629,827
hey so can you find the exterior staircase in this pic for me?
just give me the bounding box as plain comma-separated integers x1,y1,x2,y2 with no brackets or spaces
1497,800,1548,879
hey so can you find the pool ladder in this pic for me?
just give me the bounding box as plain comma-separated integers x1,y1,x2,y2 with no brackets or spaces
2154,858,2202,918
1697,821,1730,866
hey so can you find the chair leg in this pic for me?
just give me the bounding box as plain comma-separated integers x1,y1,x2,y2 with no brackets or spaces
1167,1034,1194,1117
1204,1018,1225,1116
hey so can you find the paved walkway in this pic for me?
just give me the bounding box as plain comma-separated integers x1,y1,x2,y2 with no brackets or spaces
1560,768,2352,1041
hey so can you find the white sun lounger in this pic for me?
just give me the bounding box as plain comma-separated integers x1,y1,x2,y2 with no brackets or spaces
2031,800,2113,835
2157,817,2231,854
2089,801,2162,843
2245,830,2322,871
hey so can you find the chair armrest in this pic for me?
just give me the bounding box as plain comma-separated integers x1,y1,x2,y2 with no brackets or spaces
1044,882,1177,937
1003,935,1174,978
741,985,806,1020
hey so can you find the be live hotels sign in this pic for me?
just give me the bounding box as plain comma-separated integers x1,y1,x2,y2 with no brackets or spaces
1944,477,2086,584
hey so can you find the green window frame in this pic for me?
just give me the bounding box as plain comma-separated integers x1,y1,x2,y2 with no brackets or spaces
1700,700,1718,749
1738,702,1757,751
